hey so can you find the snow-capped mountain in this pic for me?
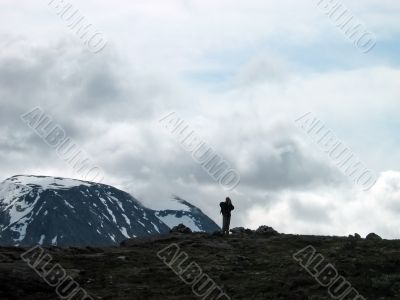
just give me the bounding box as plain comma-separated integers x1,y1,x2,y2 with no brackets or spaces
156,196,221,233
0,175,220,247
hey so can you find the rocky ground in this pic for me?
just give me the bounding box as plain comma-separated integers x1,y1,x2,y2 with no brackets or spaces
1,226,400,299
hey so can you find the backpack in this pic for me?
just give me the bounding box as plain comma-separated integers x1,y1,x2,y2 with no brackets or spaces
220,202,225,214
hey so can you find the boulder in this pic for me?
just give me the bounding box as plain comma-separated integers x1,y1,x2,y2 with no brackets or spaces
366,233,382,240
244,228,253,234
230,227,246,234
255,226,279,237
354,233,362,239
170,223,192,234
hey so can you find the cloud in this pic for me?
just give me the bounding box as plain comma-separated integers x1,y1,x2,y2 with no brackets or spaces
0,0,400,238
244,171,400,239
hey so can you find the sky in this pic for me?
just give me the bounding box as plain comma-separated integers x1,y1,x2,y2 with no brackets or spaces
1,0,400,238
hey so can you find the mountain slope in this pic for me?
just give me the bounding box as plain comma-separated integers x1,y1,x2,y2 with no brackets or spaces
0,175,170,246
156,196,221,232
0,175,221,247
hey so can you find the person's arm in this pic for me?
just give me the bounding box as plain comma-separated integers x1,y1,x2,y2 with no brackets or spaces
230,204,234,210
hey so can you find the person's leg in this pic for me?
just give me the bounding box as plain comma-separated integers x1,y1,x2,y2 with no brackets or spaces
222,215,227,234
226,215,231,235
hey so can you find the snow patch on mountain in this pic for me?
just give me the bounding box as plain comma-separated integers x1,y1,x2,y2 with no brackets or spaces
157,214,202,232
6,175,92,190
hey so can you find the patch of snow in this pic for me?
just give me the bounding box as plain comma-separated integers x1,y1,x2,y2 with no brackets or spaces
122,214,131,226
52,236,58,245
7,193,41,226
39,234,45,245
120,227,129,238
109,234,116,242
151,222,160,233
64,200,74,209
110,196,125,212
0,181,32,206
35,202,46,216
4,175,91,190
99,197,117,224
157,214,202,232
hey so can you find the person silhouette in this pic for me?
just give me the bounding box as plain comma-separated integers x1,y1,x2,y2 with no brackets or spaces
220,197,234,235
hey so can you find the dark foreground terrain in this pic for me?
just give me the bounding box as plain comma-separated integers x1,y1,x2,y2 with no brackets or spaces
1,230,400,299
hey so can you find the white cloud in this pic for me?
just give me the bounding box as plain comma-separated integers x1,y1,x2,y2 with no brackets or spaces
244,171,400,239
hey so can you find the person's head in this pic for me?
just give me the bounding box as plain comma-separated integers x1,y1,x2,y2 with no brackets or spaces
225,197,231,204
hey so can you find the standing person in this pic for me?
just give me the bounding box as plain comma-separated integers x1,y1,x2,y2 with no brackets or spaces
220,197,234,235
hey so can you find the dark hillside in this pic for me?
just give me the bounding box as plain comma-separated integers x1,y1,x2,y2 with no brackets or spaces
1,230,399,299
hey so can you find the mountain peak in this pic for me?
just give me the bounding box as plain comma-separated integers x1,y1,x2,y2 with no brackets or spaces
4,175,94,190
0,175,220,247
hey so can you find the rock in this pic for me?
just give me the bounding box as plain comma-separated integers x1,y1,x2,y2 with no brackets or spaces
349,233,362,240
212,231,224,237
366,233,382,240
255,226,279,237
244,228,254,234
170,223,192,234
230,227,246,234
